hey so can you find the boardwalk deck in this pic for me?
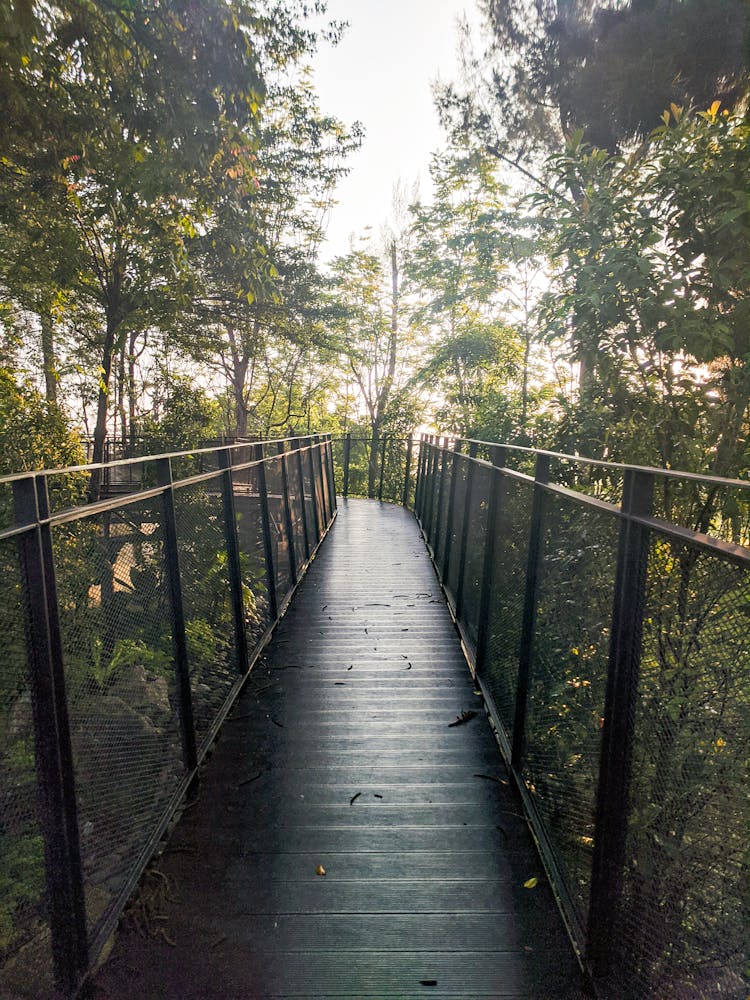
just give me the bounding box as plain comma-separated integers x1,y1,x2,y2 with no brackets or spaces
92,499,585,999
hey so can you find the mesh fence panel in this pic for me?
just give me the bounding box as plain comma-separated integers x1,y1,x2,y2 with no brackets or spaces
173,478,238,753
231,463,274,647
480,474,534,745
522,497,618,925
382,437,407,504
0,536,53,996
301,449,318,548
445,456,468,606
461,462,491,649
433,449,451,570
607,533,750,999
286,452,307,571
265,456,293,603
53,502,184,944
313,447,327,530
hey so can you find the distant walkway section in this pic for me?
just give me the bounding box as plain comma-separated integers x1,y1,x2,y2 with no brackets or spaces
93,499,584,998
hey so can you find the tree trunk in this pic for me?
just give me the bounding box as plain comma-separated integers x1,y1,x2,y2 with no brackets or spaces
89,299,120,500
127,329,138,456
39,305,57,404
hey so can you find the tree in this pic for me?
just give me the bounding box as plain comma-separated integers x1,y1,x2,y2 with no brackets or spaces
438,0,748,162
0,0,271,493
331,235,418,496
532,105,750,483
407,149,542,439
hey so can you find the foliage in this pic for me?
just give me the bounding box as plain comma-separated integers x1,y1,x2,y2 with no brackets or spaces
531,106,750,477
438,0,748,159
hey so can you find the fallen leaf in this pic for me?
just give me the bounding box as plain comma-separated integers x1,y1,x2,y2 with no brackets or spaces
420,980,437,987
524,877,539,889
349,792,361,806
316,864,326,876
448,710,478,728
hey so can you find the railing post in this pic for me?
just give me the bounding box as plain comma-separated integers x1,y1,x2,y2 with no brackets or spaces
294,442,311,562
378,434,387,501
433,437,450,579
325,434,337,514
342,432,351,498
307,439,321,545
587,469,654,982
13,476,89,996
402,435,413,509
156,458,198,773
475,445,507,676
511,452,550,771
218,449,250,676
253,443,279,621
415,435,426,520
313,435,329,526
424,436,438,546
441,438,462,583
455,440,479,618
276,441,298,584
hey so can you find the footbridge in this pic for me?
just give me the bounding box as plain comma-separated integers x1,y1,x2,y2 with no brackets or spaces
0,436,746,999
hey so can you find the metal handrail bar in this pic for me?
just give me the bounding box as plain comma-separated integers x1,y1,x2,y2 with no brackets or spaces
0,435,330,486
448,435,750,491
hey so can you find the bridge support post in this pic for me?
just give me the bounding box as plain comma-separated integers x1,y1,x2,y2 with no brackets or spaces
13,476,89,997
219,449,250,676
432,437,450,578
587,469,654,983
475,446,507,677
511,452,550,771
423,436,439,546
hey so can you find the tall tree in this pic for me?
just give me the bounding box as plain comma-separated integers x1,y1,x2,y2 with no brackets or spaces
438,0,748,161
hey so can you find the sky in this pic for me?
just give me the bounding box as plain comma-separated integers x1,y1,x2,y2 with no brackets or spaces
309,0,482,261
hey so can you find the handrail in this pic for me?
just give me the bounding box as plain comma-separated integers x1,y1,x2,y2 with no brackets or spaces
0,435,337,998
414,433,750,998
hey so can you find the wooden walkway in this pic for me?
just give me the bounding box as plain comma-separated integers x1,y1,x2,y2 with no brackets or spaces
92,499,584,999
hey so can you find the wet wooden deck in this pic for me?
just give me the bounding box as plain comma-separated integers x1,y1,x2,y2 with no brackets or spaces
92,499,585,999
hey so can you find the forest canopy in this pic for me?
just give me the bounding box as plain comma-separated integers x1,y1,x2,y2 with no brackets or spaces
0,0,749,485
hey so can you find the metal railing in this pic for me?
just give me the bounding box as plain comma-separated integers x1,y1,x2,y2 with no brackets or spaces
332,433,414,506
0,435,336,999
415,434,749,999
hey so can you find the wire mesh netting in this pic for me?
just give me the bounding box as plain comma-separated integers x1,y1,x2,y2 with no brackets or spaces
231,462,275,644
52,501,185,945
173,479,239,753
445,455,469,607
460,461,491,648
264,456,294,603
332,436,409,503
607,533,750,999
522,496,619,926
0,537,53,996
433,449,451,570
313,447,327,531
285,452,308,571
480,474,534,746
301,449,318,548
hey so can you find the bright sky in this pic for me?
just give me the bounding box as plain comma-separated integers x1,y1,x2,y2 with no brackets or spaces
310,0,482,261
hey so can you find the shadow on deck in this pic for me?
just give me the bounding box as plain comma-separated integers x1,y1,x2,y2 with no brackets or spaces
92,499,585,999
